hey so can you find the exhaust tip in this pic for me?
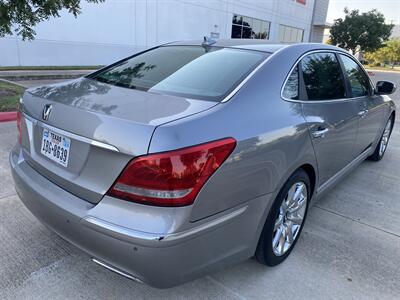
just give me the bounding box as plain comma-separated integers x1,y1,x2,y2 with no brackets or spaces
92,258,144,284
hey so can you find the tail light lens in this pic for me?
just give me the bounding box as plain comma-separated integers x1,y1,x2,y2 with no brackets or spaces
16,110,22,144
107,138,236,207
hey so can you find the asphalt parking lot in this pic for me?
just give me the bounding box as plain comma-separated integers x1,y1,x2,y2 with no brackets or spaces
1,71,399,299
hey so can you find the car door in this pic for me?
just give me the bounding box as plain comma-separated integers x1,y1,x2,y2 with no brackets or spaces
283,51,360,186
338,54,385,155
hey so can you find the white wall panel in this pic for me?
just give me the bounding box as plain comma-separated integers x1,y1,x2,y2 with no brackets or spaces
0,0,325,66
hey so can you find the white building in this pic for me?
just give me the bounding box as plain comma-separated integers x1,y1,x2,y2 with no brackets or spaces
0,0,329,66
391,25,400,38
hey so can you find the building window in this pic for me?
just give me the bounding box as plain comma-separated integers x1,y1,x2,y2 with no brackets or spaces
279,25,304,43
232,14,270,39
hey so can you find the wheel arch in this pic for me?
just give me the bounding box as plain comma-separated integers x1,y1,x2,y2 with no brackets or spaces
298,163,316,197
276,160,318,201
254,162,316,264
254,162,317,243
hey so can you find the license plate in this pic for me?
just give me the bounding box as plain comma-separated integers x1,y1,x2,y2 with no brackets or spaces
40,129,71,167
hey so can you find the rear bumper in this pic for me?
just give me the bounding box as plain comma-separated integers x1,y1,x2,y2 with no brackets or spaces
10,148,272,288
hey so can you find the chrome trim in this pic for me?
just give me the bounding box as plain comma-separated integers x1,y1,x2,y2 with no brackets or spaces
283,96,369,104
90,140,120,152
23,113,119,152
113,182,192,199
42,104,52,121
358,109,368,118
91,258,144,283
312,128,329,138
280,49,373,104
83,205,247,244
221,45,289,103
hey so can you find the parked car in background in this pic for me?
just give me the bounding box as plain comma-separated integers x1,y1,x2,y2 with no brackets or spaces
10,40,396,288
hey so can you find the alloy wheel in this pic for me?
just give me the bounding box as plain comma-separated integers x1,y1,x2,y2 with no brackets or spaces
379,118,392,157
272,182,308,256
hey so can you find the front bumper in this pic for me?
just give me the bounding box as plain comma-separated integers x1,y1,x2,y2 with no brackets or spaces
10,148,272,288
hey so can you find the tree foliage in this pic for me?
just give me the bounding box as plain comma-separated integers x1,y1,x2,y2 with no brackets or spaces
365,39,400,68
330,8,394,54
0,0,104,40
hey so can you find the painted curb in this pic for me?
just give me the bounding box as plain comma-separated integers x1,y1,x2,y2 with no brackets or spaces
0,111,17,122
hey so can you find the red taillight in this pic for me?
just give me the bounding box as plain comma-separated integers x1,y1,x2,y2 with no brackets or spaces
16,111,22,144
107,138,237,207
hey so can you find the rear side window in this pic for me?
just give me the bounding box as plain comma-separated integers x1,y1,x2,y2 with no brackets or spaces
282,65,299,100
89,46,268,102
339,54,370,97
301,52,346,101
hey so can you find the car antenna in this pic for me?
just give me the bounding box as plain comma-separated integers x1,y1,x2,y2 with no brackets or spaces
202,36,217,52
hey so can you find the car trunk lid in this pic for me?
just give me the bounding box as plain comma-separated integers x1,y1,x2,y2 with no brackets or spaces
19,78,217,203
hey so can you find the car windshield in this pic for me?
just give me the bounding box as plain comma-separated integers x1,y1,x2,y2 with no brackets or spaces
89,45,269,101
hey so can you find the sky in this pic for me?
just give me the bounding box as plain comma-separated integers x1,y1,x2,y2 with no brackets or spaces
326,0,400,24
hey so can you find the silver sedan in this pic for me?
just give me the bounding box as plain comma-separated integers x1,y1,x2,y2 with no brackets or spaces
10,40,396,288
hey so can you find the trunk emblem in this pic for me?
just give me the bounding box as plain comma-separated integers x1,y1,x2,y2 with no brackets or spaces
42,104,52,121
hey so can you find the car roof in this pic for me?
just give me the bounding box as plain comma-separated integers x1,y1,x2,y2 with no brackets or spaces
167,39,341,53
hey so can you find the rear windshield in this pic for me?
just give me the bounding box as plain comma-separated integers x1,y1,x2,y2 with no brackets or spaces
89,45,268,101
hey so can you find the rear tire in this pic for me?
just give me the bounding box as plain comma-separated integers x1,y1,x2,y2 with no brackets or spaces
368,116,394,161
255,169,310,266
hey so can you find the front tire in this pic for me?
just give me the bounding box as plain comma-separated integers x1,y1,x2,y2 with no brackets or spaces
255,169,310,266
368,116,393,161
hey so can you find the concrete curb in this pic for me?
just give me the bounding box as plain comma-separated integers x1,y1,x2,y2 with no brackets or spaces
0,77,26,88
0,111,17,122
366,69,400,75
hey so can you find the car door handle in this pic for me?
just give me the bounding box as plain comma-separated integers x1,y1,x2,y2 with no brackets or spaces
358,110,368,118
312,127,329,138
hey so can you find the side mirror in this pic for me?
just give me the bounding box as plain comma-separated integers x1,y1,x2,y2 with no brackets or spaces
376,81,397,95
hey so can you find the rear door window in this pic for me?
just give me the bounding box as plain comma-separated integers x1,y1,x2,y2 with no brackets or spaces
89,46,268,102
301,52,346,101
339,54,370,97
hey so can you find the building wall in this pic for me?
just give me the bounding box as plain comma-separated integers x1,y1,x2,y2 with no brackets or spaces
0,0,321,66
310,0,330,43
391,25,400,39
310,26,325,43
312,0,329,25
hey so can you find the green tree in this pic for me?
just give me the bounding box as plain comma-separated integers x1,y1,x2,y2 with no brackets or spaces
365,48,388,66
330,8,394,54
0,0,104,40
385,39,400,68
365,39,400,68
